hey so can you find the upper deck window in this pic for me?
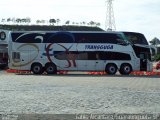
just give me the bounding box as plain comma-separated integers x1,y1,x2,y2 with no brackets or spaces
74,33,125,44
44,32,75,43
11,32,126,44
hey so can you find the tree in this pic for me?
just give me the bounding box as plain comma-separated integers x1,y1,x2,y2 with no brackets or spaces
36,20,41,24
65,20,70,25
96,22,101,27
56,19,60,25
49,19,56,25
16,18,22,24
26,17,31,24
82,21,86,26
7,18,11,23
72,22,75,25
21,18,26,24
88,21,95,26
150,37,160,46
1,18,5,23
1,18,6,24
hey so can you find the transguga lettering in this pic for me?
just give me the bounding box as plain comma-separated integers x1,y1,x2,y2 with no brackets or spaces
85,45,113,50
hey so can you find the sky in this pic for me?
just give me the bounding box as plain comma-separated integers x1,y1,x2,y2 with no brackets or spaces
0,0,160,41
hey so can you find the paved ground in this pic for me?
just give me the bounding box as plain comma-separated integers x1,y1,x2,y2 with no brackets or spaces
0,70,160,117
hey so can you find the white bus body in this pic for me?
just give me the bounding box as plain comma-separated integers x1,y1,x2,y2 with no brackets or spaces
8,31,152,75
0,29,9,69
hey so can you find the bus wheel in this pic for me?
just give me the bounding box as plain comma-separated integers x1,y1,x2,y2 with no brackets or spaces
105,64,117,75
31,63,44,74
119,64,132,75
45,63,57,74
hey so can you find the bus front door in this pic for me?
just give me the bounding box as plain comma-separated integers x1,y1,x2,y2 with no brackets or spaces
140,53,147,71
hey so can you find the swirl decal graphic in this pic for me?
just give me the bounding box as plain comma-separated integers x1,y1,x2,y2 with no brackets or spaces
57,44,71,68
11,32,44,67
14,32,45,43
45,43,54,63
43,32,77,68
12,43,39,67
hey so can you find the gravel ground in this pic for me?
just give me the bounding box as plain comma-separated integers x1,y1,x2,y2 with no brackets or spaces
0,71,160,117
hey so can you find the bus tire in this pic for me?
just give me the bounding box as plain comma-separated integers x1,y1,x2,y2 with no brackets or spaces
45,63,57,74
119,63,132,75
31,63,44,74
105,64,117,75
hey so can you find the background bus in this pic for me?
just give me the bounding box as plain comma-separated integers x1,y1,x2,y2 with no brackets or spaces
0,29,9,69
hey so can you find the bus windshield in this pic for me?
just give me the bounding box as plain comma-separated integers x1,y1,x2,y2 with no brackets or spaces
123,32,148,45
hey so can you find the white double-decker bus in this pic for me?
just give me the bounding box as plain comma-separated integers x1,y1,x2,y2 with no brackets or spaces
8,31,152,75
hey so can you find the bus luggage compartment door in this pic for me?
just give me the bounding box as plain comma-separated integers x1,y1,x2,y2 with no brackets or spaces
140,53,147,71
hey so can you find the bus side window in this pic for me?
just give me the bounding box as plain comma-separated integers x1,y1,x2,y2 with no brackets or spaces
96,53,99,60
77,52,88,60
